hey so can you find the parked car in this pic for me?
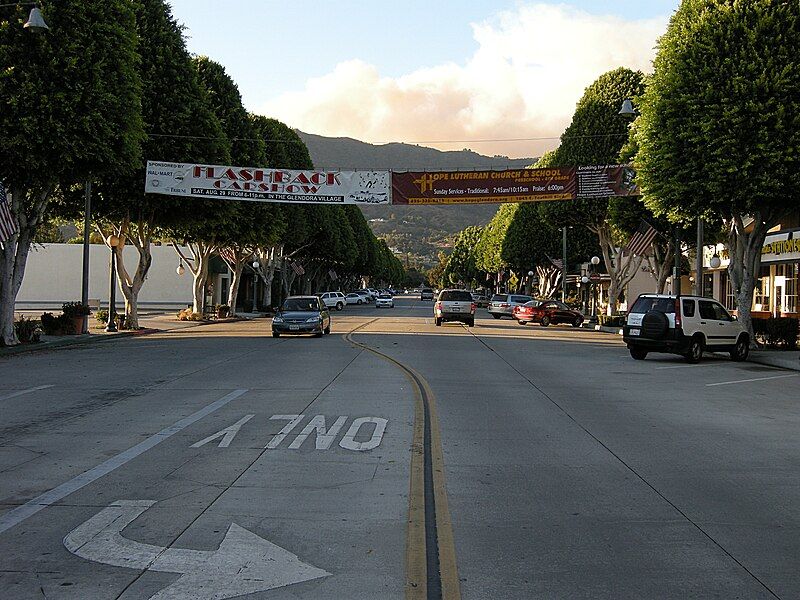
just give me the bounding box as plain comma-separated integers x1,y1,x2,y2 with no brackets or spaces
420,287,434,301
517,299,584,327
488,293,533,319
272,296,331,338
355,289,374,302
319,291,346,311
434,289,476,327
471,293,489,308
346,292,369,305
623,294,750,363
375,293,395,308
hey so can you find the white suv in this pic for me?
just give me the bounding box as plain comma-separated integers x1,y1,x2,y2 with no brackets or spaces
623,294,750,363
319,291,346,311
434,289,476,327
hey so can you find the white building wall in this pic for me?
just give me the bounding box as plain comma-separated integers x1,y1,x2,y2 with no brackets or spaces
16,243,195,309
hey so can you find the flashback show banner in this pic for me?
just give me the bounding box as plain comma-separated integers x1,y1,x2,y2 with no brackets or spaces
390,165,638,205
145,161,391,205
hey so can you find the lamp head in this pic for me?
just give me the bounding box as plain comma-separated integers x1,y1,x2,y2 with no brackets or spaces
591,256,600,265
618,98,637,117
23,7,49,31
710,255,722,269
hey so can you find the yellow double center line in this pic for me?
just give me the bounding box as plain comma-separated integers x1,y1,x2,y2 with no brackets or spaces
345,323,460,600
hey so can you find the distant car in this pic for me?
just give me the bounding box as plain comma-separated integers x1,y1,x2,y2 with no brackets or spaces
517,299,583,327
434,289,476,327
488,293,533,319
420,287,434,301
375,293,394,308
319,291,346,311
346,292,369,305
471,293,489,308
357,289,375,302
272,296,331,338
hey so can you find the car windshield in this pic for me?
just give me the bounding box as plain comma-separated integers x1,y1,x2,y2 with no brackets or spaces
439,290,473,301
283,298,319,312
631,296,675,314
491,294,508,302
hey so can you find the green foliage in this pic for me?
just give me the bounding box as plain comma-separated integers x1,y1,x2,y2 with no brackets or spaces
13,316,39,344
0,1,144,188
475,203,518,273
62,302,90,317
442,226,484,288
752,317,799,350
635,0,800,223
94,309,109,325
39,312,72,335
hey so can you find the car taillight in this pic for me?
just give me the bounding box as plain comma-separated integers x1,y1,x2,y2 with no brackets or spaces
471,303,477,312
675,297,681,327
435,301,442,310
500,303,509,308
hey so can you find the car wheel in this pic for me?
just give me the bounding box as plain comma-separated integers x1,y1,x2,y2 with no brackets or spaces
314,331,323,338
435,318,442,326
357,299,363,305
336,302,343,311
630,347,648,360
572,316,583,328
272,332,280,338
492,313,501,319
540,315,551,327
518,320,527,326
685,337,704,363
730,336,750,362
324,325,331,335
467,319,474,327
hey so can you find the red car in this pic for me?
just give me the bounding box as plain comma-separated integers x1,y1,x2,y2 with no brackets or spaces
514,299,584,327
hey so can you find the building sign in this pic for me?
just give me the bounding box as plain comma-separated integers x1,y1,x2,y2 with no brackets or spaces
145,161,391,205
145,161,639,206
761,229,800,264
391,164,638,205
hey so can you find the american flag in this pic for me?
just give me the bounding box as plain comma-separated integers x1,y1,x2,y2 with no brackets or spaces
0,182,19,243
290,260,305,276
625,220,659,256
547,255,564,270
328,269,338,281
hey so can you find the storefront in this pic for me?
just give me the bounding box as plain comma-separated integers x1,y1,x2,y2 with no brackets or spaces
702,227,800,318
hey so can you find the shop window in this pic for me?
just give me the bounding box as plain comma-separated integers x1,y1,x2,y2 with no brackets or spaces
777,263,797,314
754,267,771,311
721,272,736,311
702,273,714,298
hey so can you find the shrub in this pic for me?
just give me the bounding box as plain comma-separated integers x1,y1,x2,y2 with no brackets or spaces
95,309,109,324
14,316,40,344
40,312,60,335
752,317,799,350
598,314,626,328
62,302,91,318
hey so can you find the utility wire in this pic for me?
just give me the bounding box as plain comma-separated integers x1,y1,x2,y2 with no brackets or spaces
145,132,628,144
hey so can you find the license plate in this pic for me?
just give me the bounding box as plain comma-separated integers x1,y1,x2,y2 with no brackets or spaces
630,328,640,336
289,325,299,331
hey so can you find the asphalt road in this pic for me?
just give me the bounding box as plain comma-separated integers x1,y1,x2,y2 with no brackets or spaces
1,296,799,599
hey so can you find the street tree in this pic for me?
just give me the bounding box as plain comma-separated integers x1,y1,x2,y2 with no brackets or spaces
442,226,484,289
635,0,800,335
0,1,144,344
475,203,518,276
539,68,647,314
93,0,230,327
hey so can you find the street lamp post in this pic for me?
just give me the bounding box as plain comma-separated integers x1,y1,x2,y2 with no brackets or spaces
562,226,568,302
591,255,600,320
527,270,534,296
252,260,260,312
105,235,119,332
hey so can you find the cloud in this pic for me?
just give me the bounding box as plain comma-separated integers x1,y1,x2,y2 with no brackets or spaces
259,3,667,159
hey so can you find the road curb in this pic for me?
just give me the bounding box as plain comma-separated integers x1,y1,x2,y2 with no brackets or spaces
0,316,254,358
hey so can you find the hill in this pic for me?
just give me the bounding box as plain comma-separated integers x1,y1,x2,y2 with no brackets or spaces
297,131,537,266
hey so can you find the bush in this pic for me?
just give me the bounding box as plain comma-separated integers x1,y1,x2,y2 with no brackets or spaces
753,317,799,350
177,308,204,321
95,309,109,325
62,302,91,318
598,314,626,328
40,312,60,335
14,316,40,344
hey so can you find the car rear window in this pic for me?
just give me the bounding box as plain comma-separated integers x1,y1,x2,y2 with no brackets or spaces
510,295,532,303
491,294,508,302
523,300,540,307
421,288,433,293
631,296,675,314
439,290,472,301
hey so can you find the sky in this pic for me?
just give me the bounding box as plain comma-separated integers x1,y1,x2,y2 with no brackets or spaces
168,1,680,158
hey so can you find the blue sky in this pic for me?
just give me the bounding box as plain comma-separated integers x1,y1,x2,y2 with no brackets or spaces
168,1,679,157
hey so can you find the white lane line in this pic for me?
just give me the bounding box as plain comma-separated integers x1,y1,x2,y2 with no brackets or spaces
0,388,248,535
706,374,799,387
656,363,724,370
0,384,55,401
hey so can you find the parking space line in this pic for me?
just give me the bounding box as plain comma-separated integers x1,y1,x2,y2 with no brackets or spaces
706,374,799,387
0,384,54,401
0,388,248,535
656,363,725,370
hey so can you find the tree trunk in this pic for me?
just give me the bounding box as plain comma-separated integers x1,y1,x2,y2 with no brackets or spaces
173,241,215,314
644,240,672,294
727,212,773,339
535,265,561,298
105,217,153,330
227,263,244,313
596,224,643,315
0,186,50,346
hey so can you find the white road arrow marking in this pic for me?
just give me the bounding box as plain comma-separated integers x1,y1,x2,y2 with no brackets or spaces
64,500,331,600
190,414,255,448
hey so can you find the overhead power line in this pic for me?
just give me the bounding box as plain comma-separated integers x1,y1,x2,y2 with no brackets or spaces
145,132,628,144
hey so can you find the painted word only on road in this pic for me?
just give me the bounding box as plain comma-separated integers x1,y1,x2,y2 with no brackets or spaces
190,415,388,451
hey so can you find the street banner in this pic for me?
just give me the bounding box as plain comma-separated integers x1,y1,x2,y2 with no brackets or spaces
390,164,638,205
145,161,391,205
